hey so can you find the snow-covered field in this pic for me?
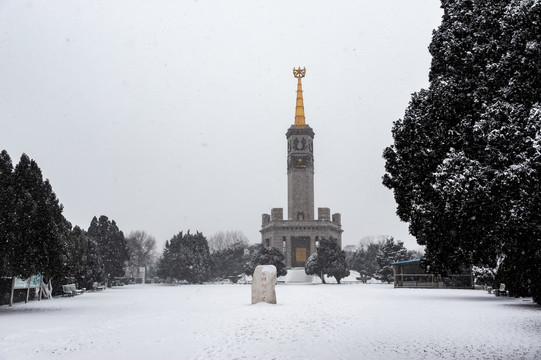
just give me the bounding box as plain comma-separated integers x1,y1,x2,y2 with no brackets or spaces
1,284,540,360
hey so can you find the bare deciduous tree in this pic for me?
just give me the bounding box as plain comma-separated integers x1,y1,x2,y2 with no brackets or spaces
207,230,249,253
125,231,157,282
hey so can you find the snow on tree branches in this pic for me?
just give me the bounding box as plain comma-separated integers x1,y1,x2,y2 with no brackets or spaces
383,0,541,303
304,238,350,284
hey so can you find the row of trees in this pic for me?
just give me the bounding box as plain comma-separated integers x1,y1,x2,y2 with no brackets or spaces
1,149,420,292
346,237,422,283
149,232,420,285
0,151,70,281
0,151,286,289
383,1,541,303
0,150,156,298
158,231,349,284
156,230,288,283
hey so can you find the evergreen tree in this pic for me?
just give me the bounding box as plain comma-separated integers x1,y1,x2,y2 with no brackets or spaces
383,1,541,302
65,226,86,284
87,215,129,285
305,252,324,283
347,242,382,279
210,245,248,280
158,231,211,283
305,238,350,284
66,226,105,288
0,150,15,277
244,244,287,277
156,240,170,279
375,237,409,284
7,153,70,279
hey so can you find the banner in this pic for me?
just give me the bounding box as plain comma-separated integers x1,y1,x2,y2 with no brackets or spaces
13,273,42,289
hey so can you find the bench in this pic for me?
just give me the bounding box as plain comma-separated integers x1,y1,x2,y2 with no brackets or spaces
494,283,508,297
62,284,84,297
92,282,106,291
111,280,124,287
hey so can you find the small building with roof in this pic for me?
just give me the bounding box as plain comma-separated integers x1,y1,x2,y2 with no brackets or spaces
391,259,473,289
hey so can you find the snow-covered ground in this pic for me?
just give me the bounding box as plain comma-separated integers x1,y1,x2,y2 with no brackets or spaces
1,284,540,360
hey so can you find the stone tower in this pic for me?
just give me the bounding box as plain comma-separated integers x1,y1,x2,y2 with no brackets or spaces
261,67,343,269
287,67,315,222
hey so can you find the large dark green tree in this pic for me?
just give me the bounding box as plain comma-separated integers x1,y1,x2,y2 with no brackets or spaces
375,237,410,284
383,1,541,302
208,231,251,280
0,150,15,277
243,244,287,277
158,231,211,283
1,152,70,280
87,215,129,285
210,245,248,280
347,242,383,279
66,226,105,289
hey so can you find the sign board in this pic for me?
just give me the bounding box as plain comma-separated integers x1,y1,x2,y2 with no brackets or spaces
13,273,42,289
10,273,42,306
29,273,41,288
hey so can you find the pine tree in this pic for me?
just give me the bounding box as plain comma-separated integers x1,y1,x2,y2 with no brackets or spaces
383,1,541,302
0,150,15,277
375,237,409,284
347,242,382,279
210,245,247,280
158,231,211,283
305,252,324,283
66,226,105,289
8,153,70,280
87,215,129,285
244,244,287,277
305,238,350,284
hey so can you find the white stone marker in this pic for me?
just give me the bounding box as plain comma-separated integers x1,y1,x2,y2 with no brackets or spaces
251,265,277,304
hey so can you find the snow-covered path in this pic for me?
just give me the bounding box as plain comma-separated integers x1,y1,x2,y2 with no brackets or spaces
1,284,540,360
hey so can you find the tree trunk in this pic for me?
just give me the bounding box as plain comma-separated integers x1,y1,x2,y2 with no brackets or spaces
321,271,326,284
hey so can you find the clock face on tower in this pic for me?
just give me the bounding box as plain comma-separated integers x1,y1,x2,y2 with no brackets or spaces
288,154,313,170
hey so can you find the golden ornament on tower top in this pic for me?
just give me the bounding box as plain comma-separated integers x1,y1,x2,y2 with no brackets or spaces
293,67,306,78
293,67,306,128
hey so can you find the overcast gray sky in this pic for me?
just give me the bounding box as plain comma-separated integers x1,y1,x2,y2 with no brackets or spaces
0,0,443,251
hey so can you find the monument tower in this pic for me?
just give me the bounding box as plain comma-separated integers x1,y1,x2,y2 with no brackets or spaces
287,67,315,222
261,67,343,269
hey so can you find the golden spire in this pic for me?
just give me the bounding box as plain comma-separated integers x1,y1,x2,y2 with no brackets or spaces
293,67,306,128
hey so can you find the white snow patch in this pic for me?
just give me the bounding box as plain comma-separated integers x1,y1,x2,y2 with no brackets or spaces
0,284,540,360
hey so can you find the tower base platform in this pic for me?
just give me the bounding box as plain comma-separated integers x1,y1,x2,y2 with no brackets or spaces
278,268,315,284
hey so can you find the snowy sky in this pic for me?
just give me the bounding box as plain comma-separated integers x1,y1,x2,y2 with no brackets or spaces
0,0,443,251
